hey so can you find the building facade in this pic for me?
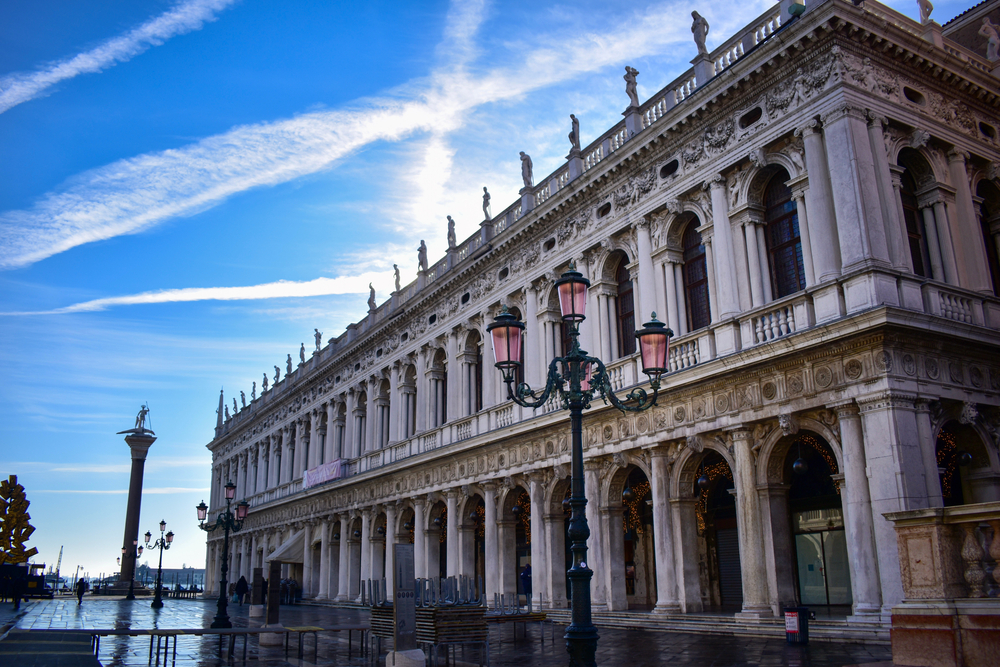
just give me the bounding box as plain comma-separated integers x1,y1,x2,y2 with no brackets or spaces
204,0,1000,628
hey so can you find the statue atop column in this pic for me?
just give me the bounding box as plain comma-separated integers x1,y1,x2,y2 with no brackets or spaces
286,354,292,374
274,365,280,383
917,0,933,24
519,151,533,189
568,114,581,151
251,382,256,400
981,18,1000,62
233,397,239,414
225,405,231,420
394,264,401,292
482,187,491,220
691,12,709,56
262,373,269,392
134,405,149,431
299,343,305,364
447,216,457,249
623,66,640,107
368,283,377,310
240,391,246,408
418,240,428,271
314,328,322,351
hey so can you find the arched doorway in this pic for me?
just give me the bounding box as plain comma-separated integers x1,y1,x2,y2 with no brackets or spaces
621,467,656,610
783,433,851,608
937,421,1000,505
426,501,447,580
462,495,486,594
694,450,738,610
499,487,531,602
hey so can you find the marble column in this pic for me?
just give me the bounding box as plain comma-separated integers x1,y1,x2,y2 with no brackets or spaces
446,330,461,424
833,401,882,618
730,428,772,618
796,120,841,281
413,500,427,578
707,176,739,318
584,460,608,609
446,491,460,577
324,402,336,462
919,204,946,281
867,114,911,272
671,497,703,612
293,421,306,479
483,483,500,603
524,283,542,389
789,188,817,286
743,221,764,308
365,379,377,454
703,238,719,322
915,399,943,508
343,391,356,458
384,503,398,598
635,218,658,320
317,520,330,600
388,363,401,444
649,447,680,612
120,430,155,586
302,522,313,597
596,291,613,361
931,197,960,286
948,149,993,292
359,511,372,601
543,509,568,608
528,474,547,610
336,516,350,601
663,259,681,335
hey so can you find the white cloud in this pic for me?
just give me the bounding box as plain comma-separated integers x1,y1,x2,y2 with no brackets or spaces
0,0,237,114
0,0,765,271
31,487,209,494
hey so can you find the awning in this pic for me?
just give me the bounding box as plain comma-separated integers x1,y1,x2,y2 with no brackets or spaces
265,530,304,564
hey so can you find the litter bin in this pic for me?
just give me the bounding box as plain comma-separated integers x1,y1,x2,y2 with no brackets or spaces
784,607,809,645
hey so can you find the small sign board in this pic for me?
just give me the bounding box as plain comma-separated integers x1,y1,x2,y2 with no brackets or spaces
785,611,799,633
394,543,416,651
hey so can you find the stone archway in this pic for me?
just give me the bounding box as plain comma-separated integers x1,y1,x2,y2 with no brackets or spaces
937,420,1000,505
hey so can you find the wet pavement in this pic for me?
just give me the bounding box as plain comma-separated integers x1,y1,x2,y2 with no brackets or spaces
1,596,894,667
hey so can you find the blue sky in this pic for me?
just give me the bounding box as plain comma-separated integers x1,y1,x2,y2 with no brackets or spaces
0,0,969,580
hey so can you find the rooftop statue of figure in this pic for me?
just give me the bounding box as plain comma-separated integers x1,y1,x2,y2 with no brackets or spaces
225,405,230,420
299,343,305,364
233,397,238,414
286,354,292,374
418,240,428,272
368,283,377,311
918,0,933,24
394,264,401,292
251,382,256,400
981,17,1000,62
240,391,246,408
692,11,709,56
623,66,640,107
134,405,149,431
274,365,280,383
568,114,580,151
262,373,269,391
314,328,322,351
447,216,457,249
482,187,491,220
519,151,533,189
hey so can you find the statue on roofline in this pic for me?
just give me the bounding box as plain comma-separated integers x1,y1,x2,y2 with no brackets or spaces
519,151,533,189
568,114,581,151
692,12,709,56
624,66,640,107
482,187,491,220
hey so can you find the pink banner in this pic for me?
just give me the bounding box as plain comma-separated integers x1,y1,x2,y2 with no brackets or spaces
303,459,342,488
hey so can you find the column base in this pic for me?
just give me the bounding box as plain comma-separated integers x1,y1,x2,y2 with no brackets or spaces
248,604,264,618
735,607,773,622
258,624,285,646
652,602,682,614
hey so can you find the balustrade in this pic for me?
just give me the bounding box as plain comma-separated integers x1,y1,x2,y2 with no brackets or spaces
669,338,699,372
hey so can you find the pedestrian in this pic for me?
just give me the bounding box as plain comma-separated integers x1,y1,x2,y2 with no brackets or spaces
520,564,532,599
75,577,87,604
235,575,249,606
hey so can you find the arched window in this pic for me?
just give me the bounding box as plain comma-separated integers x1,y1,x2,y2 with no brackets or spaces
682,220,710,331
764,170,805,298
615,257,636,357
900,170,930,278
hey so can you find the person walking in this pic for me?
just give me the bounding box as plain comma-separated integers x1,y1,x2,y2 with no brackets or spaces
235,575,249,606
75,577,87,604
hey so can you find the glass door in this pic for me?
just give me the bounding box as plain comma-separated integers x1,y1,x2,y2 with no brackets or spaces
793,509,852,606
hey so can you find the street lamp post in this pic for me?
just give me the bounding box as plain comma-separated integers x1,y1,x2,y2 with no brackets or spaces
121,541,144,600
196,482,249,629
487,263,671,667
145,520,175,609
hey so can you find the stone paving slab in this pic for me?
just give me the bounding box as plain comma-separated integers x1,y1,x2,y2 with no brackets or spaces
1,596,895,666
0,630,101,667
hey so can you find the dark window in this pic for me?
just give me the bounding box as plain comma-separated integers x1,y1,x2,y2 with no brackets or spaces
900,170,929,278
615,258,636,357
682,221,711,331
764,170,805,298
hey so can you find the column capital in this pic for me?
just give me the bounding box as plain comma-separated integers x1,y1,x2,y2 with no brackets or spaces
820,104,866,125
856,391,917,413
827,399,859,419
947,148,970,164
866,110,887,128
703,174,727,191
794,118,821,138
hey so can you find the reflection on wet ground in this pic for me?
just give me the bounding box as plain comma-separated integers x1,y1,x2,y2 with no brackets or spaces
3,597,893,666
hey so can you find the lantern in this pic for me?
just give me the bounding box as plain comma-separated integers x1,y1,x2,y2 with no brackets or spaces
554,263,590,322
487,307,525,383
635,314,672,383
224,482,236,500
159,520,167,533
236,500,250,520
196,501,208,522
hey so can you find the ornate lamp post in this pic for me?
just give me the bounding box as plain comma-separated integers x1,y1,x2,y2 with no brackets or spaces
488,262,671,667
145,520,174,609
196,482,249,628
121,541,144,600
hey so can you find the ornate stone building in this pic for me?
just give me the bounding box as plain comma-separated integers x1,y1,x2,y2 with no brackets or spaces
204,0,1000,634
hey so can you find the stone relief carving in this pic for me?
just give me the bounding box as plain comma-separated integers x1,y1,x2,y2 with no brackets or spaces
779,413,800,436
612,168,657,209
686,434,704,452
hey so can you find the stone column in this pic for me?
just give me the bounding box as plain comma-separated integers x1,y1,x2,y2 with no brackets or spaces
388,363,401,444
649,446,680,612
742,221,764,308
833,401,883,618
867,114,911,272
528,474,547,610
754,224,773,303
584,460,608,609
575,255,595,354
948,149,993,292
415,348,429,433
359,510,372,601
789,187,817,286
301,522,313,598
483,482,500,603
601,504,626,611
336,516,350,601
730,428,772,618
671,496,702,612
931,197,960,285
310,410,321,469
412,499,427,579
635,218,658,320
292,421,305,479
365,378,378,454
446,490,460,577
795,120,841,281
120,431,155,585
279,427,291,484
918,205,945,281
324,402,336,462
663,259,681,335
596,291,613,361
317,520,330,600
446,330,461,424
524,283,542,389
257,443,268,492
343,391,356,458
820,105,891,271
707,176,739,318
703,237,719,322
915,399,943,507
543,508,567,608
385,503,398,598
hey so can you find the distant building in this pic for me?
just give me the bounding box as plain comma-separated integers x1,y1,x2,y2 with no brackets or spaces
204,0,1000,642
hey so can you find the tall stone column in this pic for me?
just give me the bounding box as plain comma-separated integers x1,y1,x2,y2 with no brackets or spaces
707,175,739,319
919,204,946,281
483,482,500,603
867,114,910,272
948,149,993,292
795,120,840,282
388,363,401,444
336,515,351,601
413,499,427,578
931,198,960,285
742,221,764,308
528,473,547,610
324,402,336,462
343,391,356,458
119,428,156,586
446,330,461,424
385,503,398,598
634,218,658,320
446,490,460,577
583,460,608,609
292,421,305,479
832,401,883,618
789,187,816,286
309,410,320,469
663,259,681,335
359,510,372,601
596,292,613,361
730,428,772,619
415,349,429,433
317,520,330,600
524,283,542,389
703,237,719,322
649,446,680,613
301,522,313,598
670,497,703,612
365,378,378,454
281,427,293,484
915,399,943,507
543,509,567,608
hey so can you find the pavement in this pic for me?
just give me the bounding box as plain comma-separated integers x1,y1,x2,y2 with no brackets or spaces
0,595,895,667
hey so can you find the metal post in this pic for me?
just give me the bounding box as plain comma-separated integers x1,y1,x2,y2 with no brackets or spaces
564,401,597,667
211,504,233,628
